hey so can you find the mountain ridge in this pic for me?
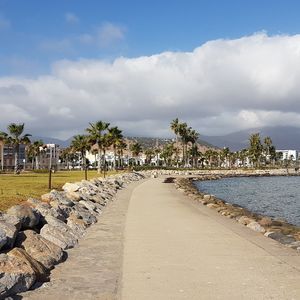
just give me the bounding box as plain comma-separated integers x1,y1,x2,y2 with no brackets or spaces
31,126,300,151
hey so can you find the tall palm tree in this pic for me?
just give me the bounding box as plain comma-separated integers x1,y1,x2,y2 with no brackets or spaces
144,148,155,165
160,143,175,167
130,142,143,166
248,133,263,168
0,123,31,173
170,118,180,163
178,122,189,166
26,140,44,169
187,129,199,167
108,126,123,170
71,135,91,171
263,136,273,163
60,147,73,170
86,121,110,173
116,139,127,168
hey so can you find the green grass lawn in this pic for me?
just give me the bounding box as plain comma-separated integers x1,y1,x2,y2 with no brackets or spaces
0,170,122,211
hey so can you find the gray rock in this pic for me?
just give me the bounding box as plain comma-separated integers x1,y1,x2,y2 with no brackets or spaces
0,252,36,298
40,224,77,250
72,204,97,225
0,214,21,249
267,232,296,244
0,228,7,249
62,182,81,193
67,215,87,238
42,190,74,207
247,221,266,233
65,191,82,201
79,200,97,212
15,230,64,270
7,248,48,282
6,205,41,229
238,216,254,225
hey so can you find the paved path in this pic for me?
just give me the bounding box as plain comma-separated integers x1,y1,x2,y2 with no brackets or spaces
21,180,143,300
21,177,300,300
121,177,300,300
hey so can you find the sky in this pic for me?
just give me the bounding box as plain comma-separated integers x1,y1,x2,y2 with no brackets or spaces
1,0,300,139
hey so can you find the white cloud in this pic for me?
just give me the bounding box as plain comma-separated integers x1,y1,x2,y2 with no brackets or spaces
2,33,300,138
78,22,126,48
65,12,79,24
96,22,125,47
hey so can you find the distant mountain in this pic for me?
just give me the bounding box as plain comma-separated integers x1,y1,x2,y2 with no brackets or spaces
201,126,300,151
31,136,71,148
31,135,217,150
127,136,216,149
32,126,299,152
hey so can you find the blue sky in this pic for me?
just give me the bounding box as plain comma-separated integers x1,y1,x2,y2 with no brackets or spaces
2,0,300,138
1,0,300,76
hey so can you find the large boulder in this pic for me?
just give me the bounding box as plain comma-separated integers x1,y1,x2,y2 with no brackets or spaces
72,204,97,225
15,230,64,270
266,232,296,245
67,214,88,238
8,248,48,282
41,190,74,207
0,213,21,250
40,224,77,250
40,216,79,249
62,182,81,193
0,229,7,250
0,252,36,298
6,205,41,229
247,221,266,233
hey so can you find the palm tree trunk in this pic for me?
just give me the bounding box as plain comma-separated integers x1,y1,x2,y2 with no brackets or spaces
14,145,19,174
35,155,39,169
113,146,117,170
97,148,101,174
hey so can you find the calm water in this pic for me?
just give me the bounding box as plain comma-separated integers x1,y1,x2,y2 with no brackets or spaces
195,176,300,226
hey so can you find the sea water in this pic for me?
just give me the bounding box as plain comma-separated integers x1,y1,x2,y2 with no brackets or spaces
194,176,300,226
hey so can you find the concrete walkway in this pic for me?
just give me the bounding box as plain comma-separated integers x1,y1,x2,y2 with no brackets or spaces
21,180,143,300
121,177,300,300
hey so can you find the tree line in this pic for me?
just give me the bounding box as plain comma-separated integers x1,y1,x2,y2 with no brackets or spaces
0,120,288,173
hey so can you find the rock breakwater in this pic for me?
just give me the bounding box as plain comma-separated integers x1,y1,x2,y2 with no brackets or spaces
0,172,145,299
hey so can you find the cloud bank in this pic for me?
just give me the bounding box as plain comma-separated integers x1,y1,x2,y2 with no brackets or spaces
1,33,300,139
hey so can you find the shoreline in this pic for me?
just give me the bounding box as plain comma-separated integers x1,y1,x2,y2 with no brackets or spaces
172,173,300,252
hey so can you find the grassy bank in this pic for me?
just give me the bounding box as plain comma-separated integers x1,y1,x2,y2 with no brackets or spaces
0,170,121,211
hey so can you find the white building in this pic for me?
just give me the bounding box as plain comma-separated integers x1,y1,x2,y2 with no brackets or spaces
276,150,298,161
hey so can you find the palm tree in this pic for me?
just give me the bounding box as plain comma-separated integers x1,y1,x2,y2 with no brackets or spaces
26,140,44,169
130,142,143,166
170,118,180,165
32,140,44,169
187,129,199,167
160,143,175,167
0,123,31,173
178,122,190,166
71,135,91,171
108,126,123,170
263,136,273,163
116,139,127,168
248,133,263,168
86,121,110,173
144,148,155,165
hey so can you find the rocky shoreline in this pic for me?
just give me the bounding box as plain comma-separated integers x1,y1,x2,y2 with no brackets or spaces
0,172,146,299
173,174,300,252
